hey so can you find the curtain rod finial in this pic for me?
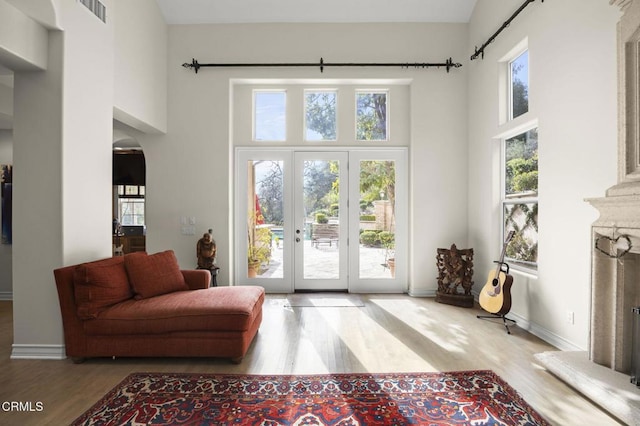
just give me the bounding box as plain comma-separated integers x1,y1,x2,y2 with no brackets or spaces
182,58,201,73
446,58,463,72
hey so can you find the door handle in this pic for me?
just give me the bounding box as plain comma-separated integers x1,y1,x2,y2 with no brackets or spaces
296,237,300,242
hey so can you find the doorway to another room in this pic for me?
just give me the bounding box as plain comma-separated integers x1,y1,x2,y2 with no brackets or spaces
112,149,146,255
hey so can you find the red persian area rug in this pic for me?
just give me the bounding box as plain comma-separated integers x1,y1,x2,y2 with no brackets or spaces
72,370,550,425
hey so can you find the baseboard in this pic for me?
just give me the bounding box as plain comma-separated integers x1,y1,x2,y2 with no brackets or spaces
407,288,436,297
517,314,584,351
0,291,12,301
502,310,530,330
418,290,584,352
11,344,66,360
484,310,583,351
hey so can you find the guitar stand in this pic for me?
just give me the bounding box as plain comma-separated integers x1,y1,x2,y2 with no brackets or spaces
477,313,516,334
478,260,515,334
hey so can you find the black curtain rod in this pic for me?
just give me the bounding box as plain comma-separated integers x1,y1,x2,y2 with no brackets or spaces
182,57,462,74
470,0,543,61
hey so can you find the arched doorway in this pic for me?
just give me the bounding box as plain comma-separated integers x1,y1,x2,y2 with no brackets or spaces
112,134,146,255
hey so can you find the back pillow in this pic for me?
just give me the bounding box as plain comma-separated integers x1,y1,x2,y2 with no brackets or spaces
125,250,188,299
74,256,133,319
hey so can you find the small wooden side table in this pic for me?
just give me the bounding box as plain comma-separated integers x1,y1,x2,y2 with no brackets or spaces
197,266,220,287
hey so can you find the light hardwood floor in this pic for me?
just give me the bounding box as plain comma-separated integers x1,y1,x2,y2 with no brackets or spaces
0,295,623,425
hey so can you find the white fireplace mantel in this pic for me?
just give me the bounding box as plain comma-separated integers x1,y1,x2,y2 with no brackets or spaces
537,3,640,425
586,0,640,375
587,193,640,239
611,0,633,12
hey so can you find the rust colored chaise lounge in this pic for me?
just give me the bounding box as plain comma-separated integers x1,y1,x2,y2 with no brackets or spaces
54,250,264,363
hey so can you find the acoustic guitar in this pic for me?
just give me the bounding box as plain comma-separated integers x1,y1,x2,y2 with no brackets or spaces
479,231,515,315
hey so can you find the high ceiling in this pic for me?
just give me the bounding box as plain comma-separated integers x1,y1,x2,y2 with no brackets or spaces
154,0,478,25
0,1,480,131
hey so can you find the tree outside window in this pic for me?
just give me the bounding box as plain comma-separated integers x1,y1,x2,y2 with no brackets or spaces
305,91,337,141
510,50,529,120
356,92,388,141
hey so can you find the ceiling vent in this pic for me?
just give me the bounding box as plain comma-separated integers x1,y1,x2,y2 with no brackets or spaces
78,0,106,23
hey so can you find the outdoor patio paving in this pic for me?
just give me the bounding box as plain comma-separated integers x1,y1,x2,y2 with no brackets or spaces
259,239,393,280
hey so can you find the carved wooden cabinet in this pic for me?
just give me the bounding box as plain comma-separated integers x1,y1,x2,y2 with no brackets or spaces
435,244,474,308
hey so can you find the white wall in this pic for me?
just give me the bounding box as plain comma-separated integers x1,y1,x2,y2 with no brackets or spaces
113,0,167,134
10,0,114,358
0,82,12,120
59,0,114,266
1,0,167,357
0,0,48,71
5,0,58,29
467,0,621,350
140,23,469,291
0,129,11,299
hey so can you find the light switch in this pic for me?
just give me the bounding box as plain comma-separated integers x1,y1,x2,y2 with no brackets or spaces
180,226,196,235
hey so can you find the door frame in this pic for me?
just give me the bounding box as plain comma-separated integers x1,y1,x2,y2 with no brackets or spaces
234,147,408,293
347,149,408,293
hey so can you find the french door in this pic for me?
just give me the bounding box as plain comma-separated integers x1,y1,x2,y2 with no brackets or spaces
294,152,349,290
235,148,407,293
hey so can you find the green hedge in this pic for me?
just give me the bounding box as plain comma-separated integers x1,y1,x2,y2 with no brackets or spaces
315,212,329,224
358,230,395,248
379,231,395,247
360,231,379,246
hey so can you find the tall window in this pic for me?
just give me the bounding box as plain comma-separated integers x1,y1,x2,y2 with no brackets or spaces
503,128,538,270
356,91,388,141
254,91,287,141
510,50,529,120
304,90,337,141
117,185,145,225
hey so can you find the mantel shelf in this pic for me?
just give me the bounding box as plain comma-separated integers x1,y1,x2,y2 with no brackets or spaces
586,192,640,231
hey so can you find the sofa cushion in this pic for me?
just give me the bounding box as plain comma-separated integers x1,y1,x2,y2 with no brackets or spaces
74,256,133,320
83,286,265,335
125,250,188,299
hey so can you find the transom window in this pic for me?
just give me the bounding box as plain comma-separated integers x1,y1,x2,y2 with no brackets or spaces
510,50,529,120
356,91,388,141
304,90,337,141
254,90,287,141
250,87,395,143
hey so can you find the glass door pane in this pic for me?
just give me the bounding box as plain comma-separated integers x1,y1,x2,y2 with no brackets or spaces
236,150,293,293
349,149,407,293
294,152,348,290
358,160,396,279
247,160,284,279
